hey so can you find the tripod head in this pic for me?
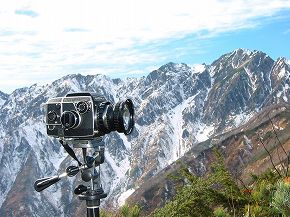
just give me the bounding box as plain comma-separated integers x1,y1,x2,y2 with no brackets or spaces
34,139,107,217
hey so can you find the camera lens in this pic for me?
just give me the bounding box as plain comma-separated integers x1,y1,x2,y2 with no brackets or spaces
113,99,134,135
61,111,80,129
96,99,134,136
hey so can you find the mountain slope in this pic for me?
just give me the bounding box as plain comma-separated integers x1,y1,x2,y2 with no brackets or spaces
0,49,289,216
127,103,290,215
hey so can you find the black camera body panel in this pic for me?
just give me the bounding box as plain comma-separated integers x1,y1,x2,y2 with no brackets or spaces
45,93,97,139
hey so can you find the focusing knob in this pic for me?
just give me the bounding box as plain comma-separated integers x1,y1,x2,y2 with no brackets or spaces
61,111,80,129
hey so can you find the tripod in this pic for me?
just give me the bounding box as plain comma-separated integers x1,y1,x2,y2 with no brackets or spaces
34,139,107,217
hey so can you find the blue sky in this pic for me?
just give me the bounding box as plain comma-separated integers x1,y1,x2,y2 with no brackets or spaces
0,0,290,93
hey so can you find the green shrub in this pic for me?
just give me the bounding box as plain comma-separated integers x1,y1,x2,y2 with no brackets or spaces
213,206,231,217
272,180,290,217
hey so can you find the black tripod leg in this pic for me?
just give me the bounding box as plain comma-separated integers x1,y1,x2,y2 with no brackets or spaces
87,207,99,217
86,199,101,217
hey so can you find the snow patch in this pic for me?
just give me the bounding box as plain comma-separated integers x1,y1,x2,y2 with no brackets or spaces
243,135,253,149
0,98,6,107
105,150,129,179
277,68,286,80
192,64,206,73
62,78,81,92
168,92,200,162
118,188,135,206
21,119,67,173
234,112,252,126
238,48,252,56
276,82,289,102
195,123,214,142
244,67,257,91
118,134,131,151
103,146,131,201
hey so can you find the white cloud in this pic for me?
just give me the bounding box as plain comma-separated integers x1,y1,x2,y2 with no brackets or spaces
284,29,290,34
0,0,290,93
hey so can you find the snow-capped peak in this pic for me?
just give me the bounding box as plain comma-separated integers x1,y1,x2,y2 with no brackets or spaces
192,63,206,73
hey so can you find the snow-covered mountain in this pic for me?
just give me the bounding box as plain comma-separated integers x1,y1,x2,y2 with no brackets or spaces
0,49,289,216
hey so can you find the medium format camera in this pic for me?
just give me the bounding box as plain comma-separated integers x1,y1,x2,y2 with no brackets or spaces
44,92,134,140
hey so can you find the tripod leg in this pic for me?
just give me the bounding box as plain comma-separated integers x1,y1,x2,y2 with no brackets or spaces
87,207,99,217
86,199,101,217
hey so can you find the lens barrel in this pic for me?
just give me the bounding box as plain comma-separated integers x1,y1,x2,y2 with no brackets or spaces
96,99,134,136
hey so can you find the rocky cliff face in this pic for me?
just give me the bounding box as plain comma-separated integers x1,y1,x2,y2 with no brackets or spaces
0,49,289,216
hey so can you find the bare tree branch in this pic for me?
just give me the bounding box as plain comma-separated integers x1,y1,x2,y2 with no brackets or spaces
257,133,282,178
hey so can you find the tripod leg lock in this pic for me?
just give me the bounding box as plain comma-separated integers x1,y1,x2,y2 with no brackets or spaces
74,185,88,195
78,188,107,202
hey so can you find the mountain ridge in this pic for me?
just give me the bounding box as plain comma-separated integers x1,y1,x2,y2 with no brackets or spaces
0,48,289,216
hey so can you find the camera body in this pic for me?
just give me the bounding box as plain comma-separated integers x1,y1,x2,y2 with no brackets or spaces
45,92,134,140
